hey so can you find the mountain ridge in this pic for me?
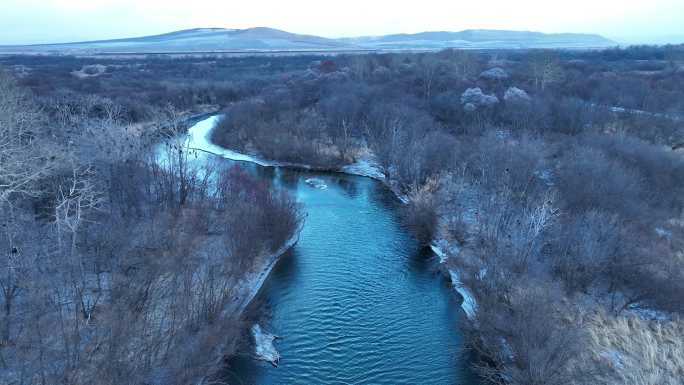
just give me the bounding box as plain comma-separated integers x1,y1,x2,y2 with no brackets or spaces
0,27,617,53
342,29,615,48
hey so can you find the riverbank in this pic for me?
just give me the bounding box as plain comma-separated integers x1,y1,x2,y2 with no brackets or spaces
233,235,300,316
185,115,410,203
198,224,300,384
169,115,304,383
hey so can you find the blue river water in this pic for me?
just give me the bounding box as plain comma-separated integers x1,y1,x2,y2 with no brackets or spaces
225,167,477,385
178,116,477,384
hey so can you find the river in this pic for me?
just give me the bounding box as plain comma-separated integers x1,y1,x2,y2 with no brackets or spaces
182,116,478,384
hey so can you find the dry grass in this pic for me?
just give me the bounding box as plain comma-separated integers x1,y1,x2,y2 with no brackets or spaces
583,312,684,385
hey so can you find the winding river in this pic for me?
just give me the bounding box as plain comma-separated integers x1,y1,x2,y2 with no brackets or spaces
182,117,477,384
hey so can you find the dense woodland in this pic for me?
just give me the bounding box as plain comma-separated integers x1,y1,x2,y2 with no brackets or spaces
0,69,302,384
1,44,684,384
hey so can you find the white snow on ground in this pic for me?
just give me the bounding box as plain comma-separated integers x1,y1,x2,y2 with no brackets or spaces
589,103,682,121
185,115,272,166
341,158,386,180
184,116,415,206
626,304,672,322
449,269,478,320
234,235,300,315
430,244,478,320
430,243,448,264
252,324,280,366
187,115,393,180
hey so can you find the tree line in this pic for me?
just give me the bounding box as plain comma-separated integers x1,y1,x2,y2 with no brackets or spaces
0,70,302,385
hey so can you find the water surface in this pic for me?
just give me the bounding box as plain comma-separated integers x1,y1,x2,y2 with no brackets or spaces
228,167,476,384
179,117,477,384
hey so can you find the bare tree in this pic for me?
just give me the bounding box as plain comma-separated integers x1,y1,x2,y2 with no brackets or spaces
528,51,565,91
418,55,442,99
444,49,478,80
0,71,55,204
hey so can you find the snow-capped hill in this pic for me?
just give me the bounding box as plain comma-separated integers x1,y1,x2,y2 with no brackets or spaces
1,27,351,53
0,27,616,54
343,29,616,49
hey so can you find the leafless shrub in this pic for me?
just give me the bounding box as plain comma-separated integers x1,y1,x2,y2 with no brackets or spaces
401,178,440,246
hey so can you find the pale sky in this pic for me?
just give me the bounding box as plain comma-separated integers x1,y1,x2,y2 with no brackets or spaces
1,0,683,45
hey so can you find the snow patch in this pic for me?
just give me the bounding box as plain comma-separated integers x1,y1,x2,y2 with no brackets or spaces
430,244,477,319
234,235,299,315
187,116,392,184
626,304,672,322
590,103,682,122
430,241,462,263
430,243,448,264
341,158,386,180
449,269,478,320
252,324,280,366
185,115,272,166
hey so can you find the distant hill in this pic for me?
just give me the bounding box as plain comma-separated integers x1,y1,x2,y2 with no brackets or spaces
0,28,616,54
343,29,616,49
0,28,350,54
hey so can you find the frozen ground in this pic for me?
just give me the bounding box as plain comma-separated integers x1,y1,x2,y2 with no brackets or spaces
341,158,386,180
252,324,280,366
431,244,478,320
186,115,272,166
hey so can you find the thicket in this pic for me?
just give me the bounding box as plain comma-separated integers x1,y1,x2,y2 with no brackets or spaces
0,70,302,385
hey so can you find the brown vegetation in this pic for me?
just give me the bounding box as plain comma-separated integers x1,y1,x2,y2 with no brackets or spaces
0,68,302,384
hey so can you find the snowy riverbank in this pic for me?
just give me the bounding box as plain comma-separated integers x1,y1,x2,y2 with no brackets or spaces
185,115,410,203
233,235,300,316
238,237,300,367
430,243,478,320
198,228,299,384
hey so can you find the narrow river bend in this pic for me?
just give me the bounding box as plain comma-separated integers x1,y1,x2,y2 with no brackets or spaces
182,117,477,384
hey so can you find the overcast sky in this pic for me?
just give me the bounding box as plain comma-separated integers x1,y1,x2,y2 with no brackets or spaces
2,0,683,45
